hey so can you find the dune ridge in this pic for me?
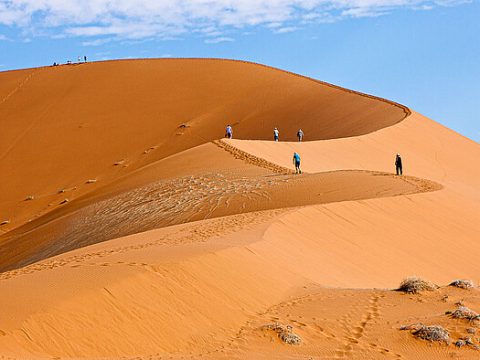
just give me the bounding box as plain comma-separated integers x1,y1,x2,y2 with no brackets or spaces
0,59,479,359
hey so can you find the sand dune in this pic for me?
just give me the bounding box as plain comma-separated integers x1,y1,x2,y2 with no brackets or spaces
0,59,479,359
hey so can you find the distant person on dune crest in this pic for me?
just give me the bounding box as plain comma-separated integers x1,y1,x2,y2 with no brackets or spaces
225,125,233,139
297,129,304,142
395,154,403,175
293,152,301,174
274,127,279,142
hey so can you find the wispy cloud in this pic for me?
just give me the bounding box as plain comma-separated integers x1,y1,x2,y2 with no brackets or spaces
274,26,299,34
204,37,234,44
0,1,472,43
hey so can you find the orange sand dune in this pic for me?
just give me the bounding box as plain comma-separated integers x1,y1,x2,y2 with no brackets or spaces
0,140,439,271
0,59,479,359
0,58,407,232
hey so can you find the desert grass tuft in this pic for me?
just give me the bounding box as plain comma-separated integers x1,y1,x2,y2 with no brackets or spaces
400,324,449,343
263,322,302,345
449,305,480,321
397,276,438,294
449,279,475,289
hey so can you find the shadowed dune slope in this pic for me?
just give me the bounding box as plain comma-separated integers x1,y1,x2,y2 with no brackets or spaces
1,60,480,359
0,140,438,271
0,58,408,231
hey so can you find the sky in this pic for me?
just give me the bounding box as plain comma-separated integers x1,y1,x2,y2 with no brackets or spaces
0,0,478,142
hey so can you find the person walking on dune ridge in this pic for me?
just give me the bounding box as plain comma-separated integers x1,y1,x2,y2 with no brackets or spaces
273,127,279,142
297,129,304,142
293,152,301,174
395,154,403,175
225,125,233,139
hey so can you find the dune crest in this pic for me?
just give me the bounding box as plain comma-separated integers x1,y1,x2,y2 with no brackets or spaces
0,59,479,359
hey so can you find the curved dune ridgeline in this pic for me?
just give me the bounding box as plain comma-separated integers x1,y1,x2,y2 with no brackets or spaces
1,59,480,360
0,59,408,233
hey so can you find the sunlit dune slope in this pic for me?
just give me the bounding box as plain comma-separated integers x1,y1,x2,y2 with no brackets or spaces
0,140,437,271
1,59,479,359
0,58,408,231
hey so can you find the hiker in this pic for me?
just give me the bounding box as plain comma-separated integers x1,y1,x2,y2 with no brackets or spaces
225,125,233,139
293,152,301,174
297,129,304,142
395,154,403,175
84,55,87,63
273,127,279,142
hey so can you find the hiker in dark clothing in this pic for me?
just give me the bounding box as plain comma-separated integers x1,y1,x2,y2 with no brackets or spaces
395,154,403,175
297,129,304,142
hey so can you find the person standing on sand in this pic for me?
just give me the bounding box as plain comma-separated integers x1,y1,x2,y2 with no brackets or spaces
297,129,304,142
395,154,403,175
225,125,233,139
293,152,301,174
84,56,87,63
274,127,279,142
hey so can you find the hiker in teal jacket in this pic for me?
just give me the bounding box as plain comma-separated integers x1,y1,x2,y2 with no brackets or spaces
293,152,301,174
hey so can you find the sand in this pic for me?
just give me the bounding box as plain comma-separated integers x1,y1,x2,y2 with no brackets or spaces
0,59,479,359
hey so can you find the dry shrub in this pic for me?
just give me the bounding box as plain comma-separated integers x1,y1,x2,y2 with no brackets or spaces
263,322,302,345
449,279,475,289
450,306,480,321
412,325,450,343
398,277,438,294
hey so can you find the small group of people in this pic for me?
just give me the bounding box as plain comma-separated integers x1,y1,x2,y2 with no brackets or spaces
273,127,304,142
224,125,304,142
224,124,404,176
56,56,87,67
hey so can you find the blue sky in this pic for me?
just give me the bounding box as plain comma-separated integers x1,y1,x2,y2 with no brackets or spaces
0,0,478,142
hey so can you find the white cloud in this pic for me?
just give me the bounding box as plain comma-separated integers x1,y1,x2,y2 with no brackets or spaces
81,37,113,46
0,34,9,40
204,36,234,44
275,26,299,34
0,0,472,42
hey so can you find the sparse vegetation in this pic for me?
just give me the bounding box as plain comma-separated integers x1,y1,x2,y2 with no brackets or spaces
0,220,10,226
449,305,480,321
262,322,302,345
25,195,34,201
397,277,438,294
450,279,475,289
400,323,449,343
86,179,97,184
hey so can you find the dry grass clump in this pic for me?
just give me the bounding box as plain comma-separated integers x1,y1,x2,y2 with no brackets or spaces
449,279,475,289
25,195,34,201
263,322,302,345
86,179,97,184
448,305,480,321
398,277,438,294
400,323,449,343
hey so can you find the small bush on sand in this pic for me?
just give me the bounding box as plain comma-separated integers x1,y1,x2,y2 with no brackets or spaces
450,306,480,321
449,279,475,289
398,277,438,294
263,323,302,345
400,324,449,343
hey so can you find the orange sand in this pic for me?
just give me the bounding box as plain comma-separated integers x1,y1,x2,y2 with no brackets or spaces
0,59,479,359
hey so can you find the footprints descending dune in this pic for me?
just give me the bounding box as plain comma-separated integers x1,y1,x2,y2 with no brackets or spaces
0,208,285,280
213,139,293,174
0,69,39,107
